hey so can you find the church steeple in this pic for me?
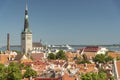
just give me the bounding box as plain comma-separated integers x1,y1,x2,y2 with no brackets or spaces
23,0,31,33
21,0,32,54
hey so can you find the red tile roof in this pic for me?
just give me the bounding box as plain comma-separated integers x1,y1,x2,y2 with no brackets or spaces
0,54,9,64
31,53,44,61
84,46,99,52
65,52,76,58
62,72,75,80
116,61,120,78
24,61,48,73
83,52,96,59
49,60,65,67
20,59,33,63
108,52,120,58
22,78,29,80
76,64,97,74
34,77,62,80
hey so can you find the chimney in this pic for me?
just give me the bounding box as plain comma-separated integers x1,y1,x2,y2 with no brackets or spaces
7,33,10,51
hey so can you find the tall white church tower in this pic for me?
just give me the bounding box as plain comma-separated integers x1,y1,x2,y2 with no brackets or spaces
21,0,32,54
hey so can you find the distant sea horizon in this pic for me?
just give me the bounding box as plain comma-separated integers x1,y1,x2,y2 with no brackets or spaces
0,45,120,52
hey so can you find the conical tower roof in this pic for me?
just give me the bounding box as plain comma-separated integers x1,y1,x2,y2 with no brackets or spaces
22,0,32,34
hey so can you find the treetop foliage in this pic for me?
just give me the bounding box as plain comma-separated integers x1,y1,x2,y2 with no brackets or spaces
47,50,67,60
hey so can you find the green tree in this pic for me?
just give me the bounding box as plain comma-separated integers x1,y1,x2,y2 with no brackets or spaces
7,62,22,80
91,72,98,80
48,53,56,60
80,73,87,80
93,54,106,63
98,72,107,80
24,67,37,78
12,50,20,54
19,63,25,70
56,50,67,60
80,72,107,80
0,64,6,80
105,55,113,63
109,76,116,80
77,59,91,64
93,54,113,63
80,73,92,80
116,56,120,61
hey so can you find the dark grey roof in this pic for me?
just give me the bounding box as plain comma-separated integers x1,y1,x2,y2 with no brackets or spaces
21,31,32,34
33,42,43,47
39,71,55,78
14,54,24,61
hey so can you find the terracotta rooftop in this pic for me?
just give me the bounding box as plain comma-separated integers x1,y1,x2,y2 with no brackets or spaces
20,59,33,63
62,72,76,80
34,77,62,80
24,61,48,73
84,46,99,52
0,54,9,64
116,61,120,78
49,60,65,67
83,52,96,59
108,52,120,58
31,53,44,61
76,64,97,74
65,52,76,58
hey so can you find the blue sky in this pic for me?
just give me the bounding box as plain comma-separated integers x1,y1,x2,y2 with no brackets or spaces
0,0,120,46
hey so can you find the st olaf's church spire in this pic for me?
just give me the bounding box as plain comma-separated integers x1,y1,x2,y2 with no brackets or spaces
23,0,31,33
21,0,32,54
